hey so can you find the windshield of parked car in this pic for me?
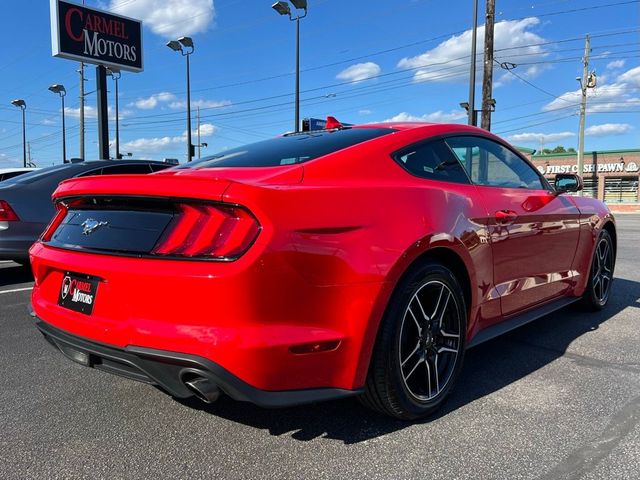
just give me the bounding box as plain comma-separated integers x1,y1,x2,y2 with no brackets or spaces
178,127,395,169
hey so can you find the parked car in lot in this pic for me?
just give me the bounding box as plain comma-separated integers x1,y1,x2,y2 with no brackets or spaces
0,160,174,263
29,122,616,419
0,167,38,182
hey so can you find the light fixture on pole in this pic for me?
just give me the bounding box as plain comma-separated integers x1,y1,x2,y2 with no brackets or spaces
11,99,27,168
272,0,308,133
167,37,195,162
107,68,122,159
48,84,67,163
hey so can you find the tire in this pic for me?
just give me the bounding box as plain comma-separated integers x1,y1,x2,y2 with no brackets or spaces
360,261,467,420
582,229,615,311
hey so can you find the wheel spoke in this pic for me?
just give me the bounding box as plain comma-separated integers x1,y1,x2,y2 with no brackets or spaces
401,342,421,367
439,329,459,339
601,242,610,264
413,294,430,322
433,354,440,396
437,346,457,354
404,357,422,382
593,276,601,293
424,354,439,398
431,289,452,328
407,305,422,334
422,357,431,396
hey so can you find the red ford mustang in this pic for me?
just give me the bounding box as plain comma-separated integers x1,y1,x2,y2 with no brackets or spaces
30,122,616,419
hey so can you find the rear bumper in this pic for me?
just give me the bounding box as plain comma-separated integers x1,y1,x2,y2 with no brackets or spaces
36,320,362,407
0,221,42,260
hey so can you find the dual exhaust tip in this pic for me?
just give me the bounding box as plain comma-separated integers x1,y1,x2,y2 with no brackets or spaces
182,371,221,404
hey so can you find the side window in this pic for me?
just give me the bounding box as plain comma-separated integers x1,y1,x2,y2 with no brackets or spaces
393,139,469,184
100,164,153,175
446,136,545,190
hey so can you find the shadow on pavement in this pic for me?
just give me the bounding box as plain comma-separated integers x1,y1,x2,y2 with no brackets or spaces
0,262,33,288
180,278,639,444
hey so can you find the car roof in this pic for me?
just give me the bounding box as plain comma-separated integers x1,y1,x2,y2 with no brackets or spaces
0,167,38,174
355,122,437,131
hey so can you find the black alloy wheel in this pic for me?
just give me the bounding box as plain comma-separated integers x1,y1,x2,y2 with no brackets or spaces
361,261,467,420
583,229,615,310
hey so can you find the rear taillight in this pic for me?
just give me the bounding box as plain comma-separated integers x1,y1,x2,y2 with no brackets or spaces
41,202,68,242
152,203,260,259
0,200,19,221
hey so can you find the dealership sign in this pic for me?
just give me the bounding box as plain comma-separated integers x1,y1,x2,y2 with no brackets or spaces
537,161,639,175
50,0,143,72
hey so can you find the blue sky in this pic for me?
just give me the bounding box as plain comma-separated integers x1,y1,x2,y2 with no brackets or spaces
0,0,638,167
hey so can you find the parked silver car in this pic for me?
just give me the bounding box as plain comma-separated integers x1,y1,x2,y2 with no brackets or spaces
0,160,174,263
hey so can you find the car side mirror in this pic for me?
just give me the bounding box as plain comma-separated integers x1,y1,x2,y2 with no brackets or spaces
554,173,583,194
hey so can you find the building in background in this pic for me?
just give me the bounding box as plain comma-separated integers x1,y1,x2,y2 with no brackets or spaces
518,148,640,210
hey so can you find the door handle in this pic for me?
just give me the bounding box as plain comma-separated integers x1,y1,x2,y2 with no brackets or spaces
495,209,518,224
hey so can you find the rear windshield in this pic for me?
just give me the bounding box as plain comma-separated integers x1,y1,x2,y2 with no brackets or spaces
178,127,394,169
0,164,73,185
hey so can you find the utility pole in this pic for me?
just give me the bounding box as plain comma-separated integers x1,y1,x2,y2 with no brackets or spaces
467,0,479,126
480,0,495,131
577,34,595,195
79,63,85,160
197,107,201,159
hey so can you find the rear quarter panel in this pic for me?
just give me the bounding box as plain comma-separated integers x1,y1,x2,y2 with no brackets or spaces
569,195,615,295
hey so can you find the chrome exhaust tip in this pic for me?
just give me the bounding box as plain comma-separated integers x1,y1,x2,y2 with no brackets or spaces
183,375,220,403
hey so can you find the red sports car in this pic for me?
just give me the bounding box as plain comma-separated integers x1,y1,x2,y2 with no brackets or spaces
30,121,616,419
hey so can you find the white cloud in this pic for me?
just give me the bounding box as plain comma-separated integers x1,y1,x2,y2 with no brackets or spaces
359,109,373,116
507,132,575,144
65,105,133,120
606,59,625,70
336,62,381,83
398,18,548,83
585,123,633,137
543,66,640,113
120,123,217,154
133,92,176,110
383,110,467,123
109,0,215,38
618,66,640,88
41,118,57,126
168,99,232,109
196,123,216,136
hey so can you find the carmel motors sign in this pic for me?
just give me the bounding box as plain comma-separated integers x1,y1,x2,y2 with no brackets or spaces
50,0,143,72
537,161,639,176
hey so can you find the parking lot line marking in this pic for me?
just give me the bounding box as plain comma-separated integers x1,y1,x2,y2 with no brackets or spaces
0,286,33,295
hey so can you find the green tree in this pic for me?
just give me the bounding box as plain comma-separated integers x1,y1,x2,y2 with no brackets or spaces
552,145,567,153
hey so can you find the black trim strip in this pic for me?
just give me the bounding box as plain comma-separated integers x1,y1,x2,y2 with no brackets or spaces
467,297,579,348
35,320,363,408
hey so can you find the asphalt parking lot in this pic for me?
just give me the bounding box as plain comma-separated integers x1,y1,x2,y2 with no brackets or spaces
1,216,638,480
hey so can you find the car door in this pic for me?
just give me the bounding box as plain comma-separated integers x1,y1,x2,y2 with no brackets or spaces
445,135,581,319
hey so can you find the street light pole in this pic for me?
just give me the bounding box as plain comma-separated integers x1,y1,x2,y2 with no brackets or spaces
167,37,195,162
108,69,122,159
272,1,307,133
11,99,27,167
186,51,192,162
48,84,67,163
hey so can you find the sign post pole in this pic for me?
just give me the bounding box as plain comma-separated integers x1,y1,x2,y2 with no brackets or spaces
96,65,110,160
